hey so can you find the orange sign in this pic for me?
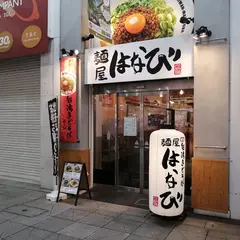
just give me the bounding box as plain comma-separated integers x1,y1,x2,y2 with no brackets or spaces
0,0,48,59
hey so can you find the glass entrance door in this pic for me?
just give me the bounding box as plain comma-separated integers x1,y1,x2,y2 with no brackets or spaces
116,91,169,192
142,91,169,190
93,89,194,194
117,93,141,188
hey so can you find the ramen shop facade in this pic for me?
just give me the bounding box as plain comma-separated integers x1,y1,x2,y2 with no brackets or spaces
85,35,195,199
78,0,240,220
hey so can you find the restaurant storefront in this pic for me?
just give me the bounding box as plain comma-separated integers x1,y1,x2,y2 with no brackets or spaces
85,33,194,196
1,0,237,220
82,0,196,212
79,0,234,219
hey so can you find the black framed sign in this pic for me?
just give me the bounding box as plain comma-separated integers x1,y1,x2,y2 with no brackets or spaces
57,162,91,206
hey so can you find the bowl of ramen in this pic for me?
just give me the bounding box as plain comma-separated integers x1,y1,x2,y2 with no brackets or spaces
65,165,72,172
70,179,79,188
74,165,81,173
61,72,76,96
111,0,176,44
63,179,70,187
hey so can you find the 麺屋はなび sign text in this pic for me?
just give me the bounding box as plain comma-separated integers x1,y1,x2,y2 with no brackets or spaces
85,35,193,85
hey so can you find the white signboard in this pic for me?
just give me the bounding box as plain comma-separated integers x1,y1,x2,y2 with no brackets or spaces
124,117,137,136
149,129,186,217
60,163,82,195
85,35,193,85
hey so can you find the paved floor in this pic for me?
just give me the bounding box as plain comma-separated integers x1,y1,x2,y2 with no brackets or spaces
80,184,192,210
0,180,238,239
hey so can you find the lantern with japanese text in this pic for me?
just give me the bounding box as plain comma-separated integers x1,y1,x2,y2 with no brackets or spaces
149,129,186,217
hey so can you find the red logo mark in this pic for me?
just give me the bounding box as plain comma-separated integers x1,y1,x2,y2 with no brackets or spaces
153,196,159,207
174,64,182,75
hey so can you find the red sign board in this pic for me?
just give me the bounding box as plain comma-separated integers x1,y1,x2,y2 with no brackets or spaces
60,57,78,143
0,0,48,59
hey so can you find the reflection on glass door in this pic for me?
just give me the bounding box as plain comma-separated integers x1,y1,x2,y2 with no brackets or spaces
93,94,116,185
169,89,194,196
117,93,140,188
143,91,169,189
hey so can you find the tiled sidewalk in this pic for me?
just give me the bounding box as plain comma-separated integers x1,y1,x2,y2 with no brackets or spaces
0,180,238,239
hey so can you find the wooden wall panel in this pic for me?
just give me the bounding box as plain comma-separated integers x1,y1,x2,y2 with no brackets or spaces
192,158,228,213
59,149,91,184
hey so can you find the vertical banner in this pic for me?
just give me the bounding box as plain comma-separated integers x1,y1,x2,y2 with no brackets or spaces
48,98,59,176
60,57,78,142
149,129,186,217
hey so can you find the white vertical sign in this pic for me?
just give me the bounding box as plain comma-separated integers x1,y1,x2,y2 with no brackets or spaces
149,129,186,217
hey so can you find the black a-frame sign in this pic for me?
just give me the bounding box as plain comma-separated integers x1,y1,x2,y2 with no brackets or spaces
57,162,91,206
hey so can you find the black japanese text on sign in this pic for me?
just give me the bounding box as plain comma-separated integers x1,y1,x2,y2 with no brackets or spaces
48,98,59,176
160,137,184,210
62,96,73,140
94,47,181,81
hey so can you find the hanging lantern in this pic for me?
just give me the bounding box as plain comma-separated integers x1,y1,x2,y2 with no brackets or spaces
149,129,186,217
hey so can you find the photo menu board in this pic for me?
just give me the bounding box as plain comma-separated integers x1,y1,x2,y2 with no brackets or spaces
60,163,82,195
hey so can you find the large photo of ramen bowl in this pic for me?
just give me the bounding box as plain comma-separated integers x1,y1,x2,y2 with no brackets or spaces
109,0,194,45
60,72,76,96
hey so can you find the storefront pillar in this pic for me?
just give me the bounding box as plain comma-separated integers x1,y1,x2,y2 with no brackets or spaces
192,0,230,216
229,0,240,220
40,0,61,189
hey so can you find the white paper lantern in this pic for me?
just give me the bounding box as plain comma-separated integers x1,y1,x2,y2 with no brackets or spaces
149,129,186,217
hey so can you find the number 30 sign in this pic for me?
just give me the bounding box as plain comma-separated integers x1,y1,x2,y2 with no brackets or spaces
0,31,13,53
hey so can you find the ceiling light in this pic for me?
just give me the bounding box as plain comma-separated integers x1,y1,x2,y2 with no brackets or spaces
74,49,79,55
82,34,95,42
61,48,68,57
193,26,212,40
69,50,74,56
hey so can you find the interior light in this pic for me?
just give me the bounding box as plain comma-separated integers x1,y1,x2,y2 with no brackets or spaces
170,101,174,105
160,92,163,98
180,90,184,95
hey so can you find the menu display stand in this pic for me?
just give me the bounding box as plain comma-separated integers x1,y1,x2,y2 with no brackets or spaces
57,162,91,206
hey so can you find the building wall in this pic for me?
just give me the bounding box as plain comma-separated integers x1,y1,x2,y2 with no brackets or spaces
229,0,240,220
40,0,61,189
193,0,230,216
194,0,230,159
60,0,89,151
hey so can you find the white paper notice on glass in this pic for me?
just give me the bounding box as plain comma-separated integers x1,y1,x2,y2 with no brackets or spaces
124,117,137,136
